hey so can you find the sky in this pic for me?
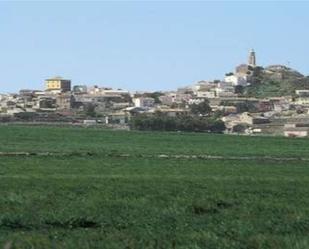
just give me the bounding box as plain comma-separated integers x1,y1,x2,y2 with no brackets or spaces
0,1,309,93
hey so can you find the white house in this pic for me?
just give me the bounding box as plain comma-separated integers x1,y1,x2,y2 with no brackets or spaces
215,82,235,97
224,75,248,86
284,127,308,137
196,90,216,98
133,97,155,108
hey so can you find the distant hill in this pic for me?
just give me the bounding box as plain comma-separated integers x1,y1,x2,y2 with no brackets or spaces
243,65,309,98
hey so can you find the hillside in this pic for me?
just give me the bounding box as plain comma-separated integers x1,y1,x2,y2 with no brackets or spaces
244,65,309,98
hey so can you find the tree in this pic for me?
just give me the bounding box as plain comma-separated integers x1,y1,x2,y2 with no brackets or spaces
232,124,247,133
235,101,256,113
130,113,226,133
142,92,163,104
190,100,212,115
84,103,97,117
234,85,244,95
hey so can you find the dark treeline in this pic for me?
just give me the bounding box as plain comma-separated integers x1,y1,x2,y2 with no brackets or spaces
130,113,225,133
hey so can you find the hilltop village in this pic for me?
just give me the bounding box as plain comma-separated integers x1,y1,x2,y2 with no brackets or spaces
1,50,309,137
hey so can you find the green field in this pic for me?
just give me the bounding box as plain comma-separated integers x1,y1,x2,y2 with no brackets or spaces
1,126,309,249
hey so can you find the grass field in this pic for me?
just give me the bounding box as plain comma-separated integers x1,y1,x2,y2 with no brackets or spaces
1,125,309,249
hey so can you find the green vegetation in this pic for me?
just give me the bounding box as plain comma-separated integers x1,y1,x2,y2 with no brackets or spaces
220,100,257,113
130,101,225,132
134,92,163,104
189,100,212,115
244,66,309,98
1,125,309,248
130,113,225,133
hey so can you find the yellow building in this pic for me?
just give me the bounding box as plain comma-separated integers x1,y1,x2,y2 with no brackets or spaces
45,77,71,92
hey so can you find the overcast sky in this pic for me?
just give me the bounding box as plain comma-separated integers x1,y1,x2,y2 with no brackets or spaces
0,1,308,93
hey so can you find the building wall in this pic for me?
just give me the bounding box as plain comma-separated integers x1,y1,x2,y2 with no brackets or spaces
224,75,247,86
295,97,309,105
56,94,73,110
197,91,216,98
46,80,60,90
46,79,71,92
133,97,155,108
284,131,308,137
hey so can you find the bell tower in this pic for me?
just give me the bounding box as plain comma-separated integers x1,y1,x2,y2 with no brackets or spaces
248,49,256,67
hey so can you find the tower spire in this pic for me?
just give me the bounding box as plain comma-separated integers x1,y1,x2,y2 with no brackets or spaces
248,49,256,67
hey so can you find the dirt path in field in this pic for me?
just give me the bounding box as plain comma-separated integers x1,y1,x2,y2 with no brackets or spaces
0,151,309,162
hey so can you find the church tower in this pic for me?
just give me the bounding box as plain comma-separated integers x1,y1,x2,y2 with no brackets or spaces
248,49,256,67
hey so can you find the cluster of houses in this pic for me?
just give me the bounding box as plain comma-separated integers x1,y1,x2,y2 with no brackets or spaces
1,50,309,137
